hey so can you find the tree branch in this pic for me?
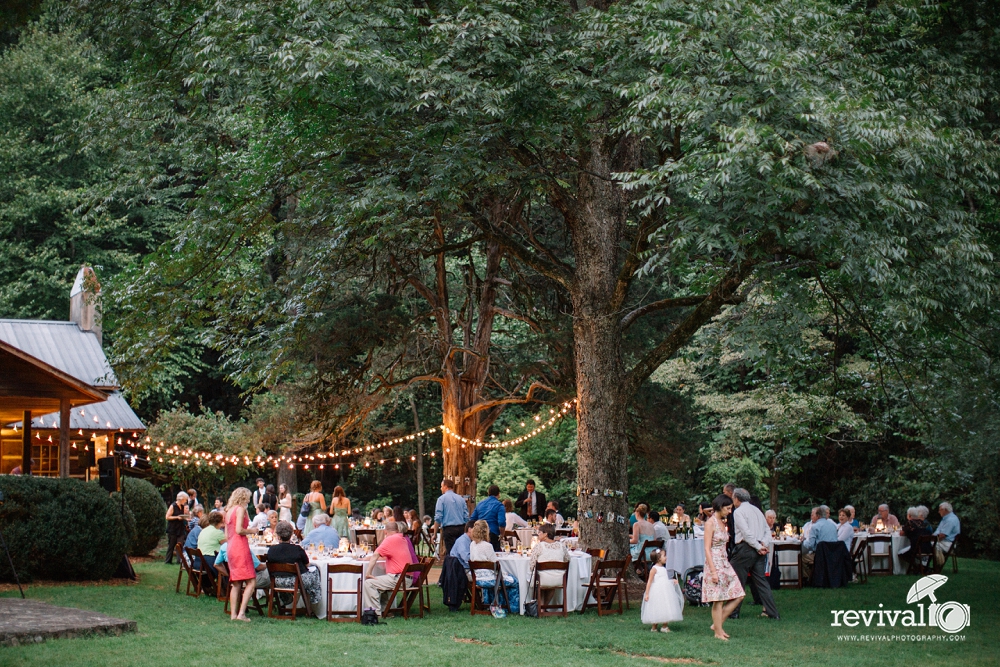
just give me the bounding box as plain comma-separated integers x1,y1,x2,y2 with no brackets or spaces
461,381,555,419
620,295,708,330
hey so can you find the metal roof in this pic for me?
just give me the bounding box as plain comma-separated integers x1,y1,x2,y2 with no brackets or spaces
21,392,145,432
0,320,117,388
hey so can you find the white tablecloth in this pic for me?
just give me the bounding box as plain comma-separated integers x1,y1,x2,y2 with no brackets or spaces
496,551,592,614
767,533,911,580
664,537,704,578
349,528,386,545
514,528,536,546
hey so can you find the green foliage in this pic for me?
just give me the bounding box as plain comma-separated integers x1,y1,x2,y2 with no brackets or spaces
0,476,130,582
364,495,393,515
121,476,166,556
476,449,545,501
701,457,770,504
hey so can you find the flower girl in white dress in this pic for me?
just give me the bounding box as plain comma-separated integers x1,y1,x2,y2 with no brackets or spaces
641,549,685,632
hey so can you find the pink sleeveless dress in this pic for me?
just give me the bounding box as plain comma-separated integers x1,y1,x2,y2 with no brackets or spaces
226,507,255,582
701,516,744,603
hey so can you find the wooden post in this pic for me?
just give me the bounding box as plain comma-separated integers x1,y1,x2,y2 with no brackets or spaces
59,399,70,478
21,410,31,476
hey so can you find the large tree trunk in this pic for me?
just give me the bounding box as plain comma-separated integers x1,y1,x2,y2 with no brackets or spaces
441,381,484,500
571,135,637,560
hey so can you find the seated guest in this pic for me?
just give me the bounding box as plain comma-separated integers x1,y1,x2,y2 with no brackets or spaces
802,507,819,540
672,503,691,525
899,506,933,573
197,511,227,565
801,505,839,579
649,511,670,541
504,499,528,531
187,505,204,532
362,521,418,617
765,509,777,534
299,513,340,549
452,521,476,573
844,505,859,528
630,503,648,527
630,505,656,559
183,514,209,567
216,541,270,591
469,519,519,606
546,501,565,528
935,502,961,565
266,510,279,534
267,521,322,607
213,497,225,511
693,502,713,536
837,508,854,554
530,524,569,607
870,504,900,530
248,503,270,532
543,508,560,526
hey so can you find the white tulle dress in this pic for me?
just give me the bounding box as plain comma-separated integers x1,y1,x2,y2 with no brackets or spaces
641,564,685,624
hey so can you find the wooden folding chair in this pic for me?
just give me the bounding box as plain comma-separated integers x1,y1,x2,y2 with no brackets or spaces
381,563,426,619
468,561,498,616
533,561,570,617
581,557,628,616
184,547,217,598
418,557,435,613
422,526,439,556
267,562,312,620
355,528,380,548
850,537,868,583
327,563,364,622
503,530,520,549
174,543,190,594
934,534,959,574
911,535,937,576
633,539,664,582
774,543,803,588
216,562,266,616
867,535,893,576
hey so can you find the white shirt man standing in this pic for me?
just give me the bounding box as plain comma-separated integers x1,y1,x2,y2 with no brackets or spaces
730,488,779,620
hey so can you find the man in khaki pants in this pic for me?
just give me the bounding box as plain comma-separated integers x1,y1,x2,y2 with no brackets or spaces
362,523,416,614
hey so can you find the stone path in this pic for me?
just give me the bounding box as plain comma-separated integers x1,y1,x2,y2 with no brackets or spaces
0,598,136,647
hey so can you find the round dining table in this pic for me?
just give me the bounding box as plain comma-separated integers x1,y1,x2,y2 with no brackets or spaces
496,550,592,614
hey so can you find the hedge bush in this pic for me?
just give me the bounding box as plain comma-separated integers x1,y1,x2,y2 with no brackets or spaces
121,477,166,556
0,476,130,582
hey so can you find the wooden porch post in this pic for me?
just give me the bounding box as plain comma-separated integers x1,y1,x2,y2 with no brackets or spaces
21,410,31,475
59,399,70,478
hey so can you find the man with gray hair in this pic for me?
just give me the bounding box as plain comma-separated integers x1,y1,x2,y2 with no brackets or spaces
870,503,900,530
731,488,780,620
802,505,839,579
935,502,960,565
299,511,341,549
362,522,418,615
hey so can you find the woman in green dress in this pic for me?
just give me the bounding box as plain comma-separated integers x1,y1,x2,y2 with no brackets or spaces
302,480,327,538
329,485,351,541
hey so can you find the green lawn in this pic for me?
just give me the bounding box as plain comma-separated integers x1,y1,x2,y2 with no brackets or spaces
1,559,995,667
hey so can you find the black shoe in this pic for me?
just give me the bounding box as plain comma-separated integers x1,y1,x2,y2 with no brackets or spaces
761,612,780,620
729,612,739,620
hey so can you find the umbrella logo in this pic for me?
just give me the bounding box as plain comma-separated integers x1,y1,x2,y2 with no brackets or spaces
906,575,971,634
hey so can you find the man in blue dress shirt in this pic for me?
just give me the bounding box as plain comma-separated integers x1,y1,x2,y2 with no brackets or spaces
299,513,341,549
434,478,470,556
935,502,961,564
801,505,840,580
451,521,476,573
470,484,506,551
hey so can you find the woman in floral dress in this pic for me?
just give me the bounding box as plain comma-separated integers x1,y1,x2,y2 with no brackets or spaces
702,494,745,640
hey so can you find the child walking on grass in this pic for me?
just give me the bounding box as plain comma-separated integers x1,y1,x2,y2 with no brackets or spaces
641,548,685,632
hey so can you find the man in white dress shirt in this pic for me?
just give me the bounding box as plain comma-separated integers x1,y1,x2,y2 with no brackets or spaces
730,488,780,620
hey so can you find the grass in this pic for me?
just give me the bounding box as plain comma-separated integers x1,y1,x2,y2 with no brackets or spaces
1,558,996,667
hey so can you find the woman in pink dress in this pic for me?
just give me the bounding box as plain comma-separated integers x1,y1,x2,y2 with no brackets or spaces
225,487,257,621
702,494,745,640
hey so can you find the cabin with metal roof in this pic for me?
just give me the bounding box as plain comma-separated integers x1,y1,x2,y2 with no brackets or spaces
0,267,146,478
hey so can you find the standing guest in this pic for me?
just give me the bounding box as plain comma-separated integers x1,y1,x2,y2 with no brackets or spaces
730,489,780,620
164,491,190,565
504,499,528,531
300,513,341,549
329,486,351,538
362,522,417,616
516,480,546,521
935,502,961,565
546,501,565,528
471,485,507,550
837,508,855,554
224,487,258,621
277,484,294,523
649,511,670,541
870,504,900,530
722,484,736,499
702,494,745,641
302,480,327,538
802,506,840,579
214,497,225,511
672,504,692,525
197,511,227,562
187,505,204,532
630,505,656,559
267,521,322,608
251,479,267,511
248,503,270,532
262,484,278,512
186,489,199,511
844,505,859,528
530,524,569,607
215,540,270,593
296,502,309,532
434,478,470,555
641,548,684,632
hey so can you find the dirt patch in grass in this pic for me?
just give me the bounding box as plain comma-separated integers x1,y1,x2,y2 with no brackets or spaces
610,651,705,664
0,575,140,593
454,637,493,646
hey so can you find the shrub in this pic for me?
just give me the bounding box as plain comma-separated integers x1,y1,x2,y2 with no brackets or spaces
0,476,130,582
122,477,166,555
